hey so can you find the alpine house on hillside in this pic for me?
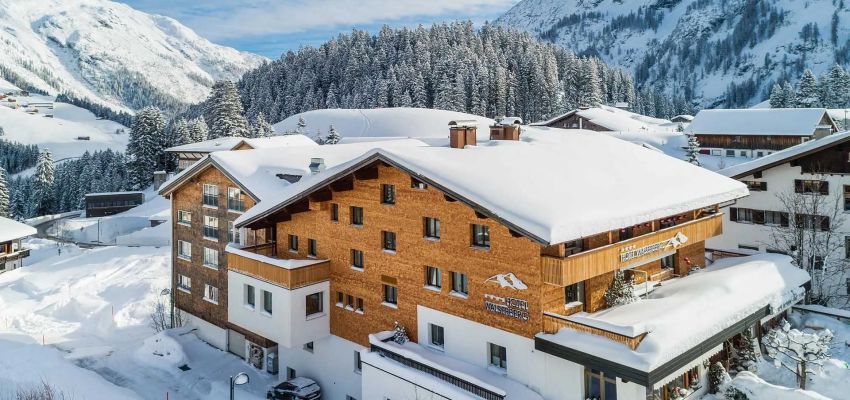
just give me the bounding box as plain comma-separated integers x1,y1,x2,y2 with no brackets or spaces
165,134,318,172
530,105,673,133
686,108,839,159
0,216,35,274
211,123,808,400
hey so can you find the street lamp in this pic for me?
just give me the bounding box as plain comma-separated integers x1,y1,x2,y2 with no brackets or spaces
230,372,250,400
160,288,173,328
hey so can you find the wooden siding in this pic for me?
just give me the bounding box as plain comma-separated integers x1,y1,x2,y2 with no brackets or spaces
543,313,646,350
795,142,850,174
696,135,805,151
542,213,723,286
544,113,611,131
227,252,330,289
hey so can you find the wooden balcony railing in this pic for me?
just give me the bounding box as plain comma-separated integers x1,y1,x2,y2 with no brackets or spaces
543,312,646,350
542,213,723,286
228,251,329,290
0,248,30,264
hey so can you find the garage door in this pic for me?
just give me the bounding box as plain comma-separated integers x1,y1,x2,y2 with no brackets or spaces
228,329,246,359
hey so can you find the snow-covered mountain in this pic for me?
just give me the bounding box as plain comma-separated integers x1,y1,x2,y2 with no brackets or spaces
498,0,850,107
0,0,265,114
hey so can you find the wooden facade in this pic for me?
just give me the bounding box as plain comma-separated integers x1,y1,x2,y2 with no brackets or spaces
543,113,611,131
227,253,330,290
696,134,806,151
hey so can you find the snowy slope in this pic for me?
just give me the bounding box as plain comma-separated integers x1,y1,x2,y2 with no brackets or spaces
0,0,265,113
499,0,850,107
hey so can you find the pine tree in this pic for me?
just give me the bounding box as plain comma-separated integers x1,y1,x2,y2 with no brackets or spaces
782,81,797,108
0,166,9,218
708,362,731,394
604,269,638,307
392,321,409,344
685,133,701,166
188,118,208,142
171,118,191,147
291,116,307,136
796,69,820,108
576,58,603,108
325,124,341,144
207,80,250,139
731,329,759,373
252,112,274,138
127,107,165,190
769,83,786,108
33,149,54,215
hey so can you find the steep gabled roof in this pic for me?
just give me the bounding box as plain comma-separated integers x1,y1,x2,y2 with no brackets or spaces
531,105,672,132
236,128,747,245
719,130,850,179
164,134,317,154
686,108,837,137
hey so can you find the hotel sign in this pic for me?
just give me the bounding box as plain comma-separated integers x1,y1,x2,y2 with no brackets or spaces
619,232,689,263
484,294,529,321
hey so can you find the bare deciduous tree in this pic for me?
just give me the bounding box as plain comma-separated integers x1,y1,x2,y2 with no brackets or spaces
763,319,832,390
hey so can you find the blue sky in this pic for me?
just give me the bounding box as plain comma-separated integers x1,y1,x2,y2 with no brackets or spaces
118,0,519,58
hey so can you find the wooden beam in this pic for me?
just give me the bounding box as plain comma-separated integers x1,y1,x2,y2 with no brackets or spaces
330,175,354,192
288,199,310,214
443,194,457,202
509,229,524,238
310,188,333,202
474,211,488,219
354,165,379,180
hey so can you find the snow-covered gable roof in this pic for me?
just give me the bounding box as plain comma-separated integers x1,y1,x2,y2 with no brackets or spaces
236,127,748,245
686,108,835,136
539,254,809,372
719,130,850,179
0,217,37,243
532,105,672,132
165,134,316,153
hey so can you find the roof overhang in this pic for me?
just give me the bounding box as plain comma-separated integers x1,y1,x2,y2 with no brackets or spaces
726,132,850,179
157,157,261,202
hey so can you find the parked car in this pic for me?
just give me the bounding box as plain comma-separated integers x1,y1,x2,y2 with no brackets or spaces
267,377,321,400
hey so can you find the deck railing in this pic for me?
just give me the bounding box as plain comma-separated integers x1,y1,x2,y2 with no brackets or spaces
227,250,329,290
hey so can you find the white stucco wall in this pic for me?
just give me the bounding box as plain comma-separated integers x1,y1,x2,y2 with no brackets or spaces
278,335,364,400
181,308,228,350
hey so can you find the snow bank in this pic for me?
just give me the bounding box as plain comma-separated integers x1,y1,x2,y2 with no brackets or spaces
134,331,187,375
726,371,830,400
115,220,171,247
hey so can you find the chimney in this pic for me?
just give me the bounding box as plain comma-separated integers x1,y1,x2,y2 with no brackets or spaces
448,120,478,149
309,158,326,174
490,117,522,141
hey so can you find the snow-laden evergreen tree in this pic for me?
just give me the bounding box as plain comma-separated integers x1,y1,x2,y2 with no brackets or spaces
604,270,638,306
324,124,341,145
822,64,848,108
685,133,701,166
769,83,787,108
127,107,165,190
796,70,820,108
170,118,191,147
188,118,208,143
731,329,759,373
291,116,307,136
708,362,731,394
576,58,604,108
763,319,832,390
392,321,408,344
33,149,54,216
782,81,797,108
252,112,274,138
207,80,250,139
0,166,9,218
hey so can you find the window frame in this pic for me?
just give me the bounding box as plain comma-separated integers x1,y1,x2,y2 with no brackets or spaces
203,247,219,269
425,266,442,290
203,215,219,240
488,342,507,371
308,238,317,257
177,210,192,225
288,234,299,252
227,187,245,212
245,284,255,308
306,291,324,317
382,231,397,252
204,284,219,304
262,290,273,315
471,224,491,249
331,203,339,222
383,284,398,306
202,184,219,207
381,184,396,205
424,217,441,240
451,271,468,296
350,206,364,226
177,274,191,292
177,240,192,260
429,323,445,349
351,249,364,270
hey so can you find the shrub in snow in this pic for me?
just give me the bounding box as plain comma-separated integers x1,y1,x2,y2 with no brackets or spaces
14,380,71,400
763,319,832,390
324,124,341,145
684,133,700,166
709,362,732,394
604,269,638,307
392,321,408,344
730,329,760,373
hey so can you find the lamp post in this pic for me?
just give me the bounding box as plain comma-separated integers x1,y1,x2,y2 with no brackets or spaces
160,288,173,328
230,372,250,400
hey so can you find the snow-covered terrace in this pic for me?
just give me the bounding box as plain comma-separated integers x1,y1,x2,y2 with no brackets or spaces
537,254,809,386
363,332,542,400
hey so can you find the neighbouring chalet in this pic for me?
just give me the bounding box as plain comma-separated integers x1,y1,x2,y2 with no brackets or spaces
160,120,811,400
531,105,670,132
85,191,144,217
686,108,839,158
0,217,36,274
165,135,318,172
670,115,693,124
708,131,850,304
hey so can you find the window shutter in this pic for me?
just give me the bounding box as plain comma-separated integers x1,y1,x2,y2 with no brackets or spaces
794,180,803,193
780,212,789,227
729,208,738,222
821,216,831,231
820,181,829,195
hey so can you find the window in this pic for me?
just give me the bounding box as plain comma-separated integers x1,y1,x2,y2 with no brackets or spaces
743,180,767,191
204,284,219,304
565,281,584,305
336,291,344,306
303,342,314,353
177,274,191,292
381,184,396,205
203,215,219,240
306,292,323,316
471,224,490,248
424,217,441,239
846,236,850,259
585,369,617,400
451,271,468,296
764,210,785,226
345,294,354,309
331,203,339,221
177,210,191,225
726,149,735,157
308,239,317,257
382,231,396,251
739,150,747,157
844,185,850,211
287,367,296,380
411,177,428,190
795,179,829,195
425,266,441,289
288,234,298,252
383,284,397,305
846,278,850,295
203,247,219,269
245,284,255,308
351,249,364,270
429,324,445,349
227,187,245,212
350,206,364,226
202,184,218,207
177,240,191,260
488,343,506,370
710,149,721,156
661,253,676,270
354,351,362,373
356,298,364,313
756,151,764,158
263,290,273,314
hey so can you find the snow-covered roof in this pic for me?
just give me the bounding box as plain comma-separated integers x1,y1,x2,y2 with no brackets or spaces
165,134,317,153
532,105,673,132
0,217,37,242
671,114,694,122
539,254,809,371
85,191,144,197
226,244,327,270
496,116,523,125
686,108,835,136
236,127,748,245
718,130,850,179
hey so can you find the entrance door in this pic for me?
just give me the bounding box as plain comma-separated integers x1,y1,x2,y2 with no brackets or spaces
228,329,246,359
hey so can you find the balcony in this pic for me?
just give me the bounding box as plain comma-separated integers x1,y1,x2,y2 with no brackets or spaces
541,213,723,286
227,244,329,290
0,248,31,264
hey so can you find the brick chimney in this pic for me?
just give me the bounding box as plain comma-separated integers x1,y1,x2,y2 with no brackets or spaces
448,120,478,149
490,117,522,141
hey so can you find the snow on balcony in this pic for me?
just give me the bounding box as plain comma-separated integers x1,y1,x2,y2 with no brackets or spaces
226,243,326,270
539,254,810,371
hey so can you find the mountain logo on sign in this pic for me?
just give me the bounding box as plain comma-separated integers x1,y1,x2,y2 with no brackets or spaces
485,273,528,290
